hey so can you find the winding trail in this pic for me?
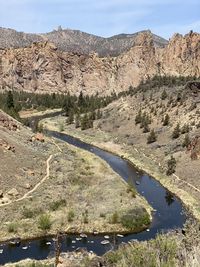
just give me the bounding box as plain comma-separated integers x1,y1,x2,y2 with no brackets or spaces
0,140,62,208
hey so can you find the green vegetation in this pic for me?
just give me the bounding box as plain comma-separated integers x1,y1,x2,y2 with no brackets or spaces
7,222,18,233
166,156,176,176
120,209,150,230
49,199,66,211
67,210,75,222
38,214,52,231
147,129,157,144
126,185,137,198
172,123,181,139
105,234,177,267
182,134,190,148
110,211,119,224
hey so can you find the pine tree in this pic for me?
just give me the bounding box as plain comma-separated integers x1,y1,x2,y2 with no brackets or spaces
161,89,168,100
6,91,14,109
166,156,176,175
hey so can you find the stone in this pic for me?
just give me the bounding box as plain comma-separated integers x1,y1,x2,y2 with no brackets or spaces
7,188,19,197
0,190,3,198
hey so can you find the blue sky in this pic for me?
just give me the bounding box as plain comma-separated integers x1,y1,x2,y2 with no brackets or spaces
0,0,199,39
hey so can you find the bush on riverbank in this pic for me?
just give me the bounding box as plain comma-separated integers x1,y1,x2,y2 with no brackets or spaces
38,214,52,231
120,208,150,230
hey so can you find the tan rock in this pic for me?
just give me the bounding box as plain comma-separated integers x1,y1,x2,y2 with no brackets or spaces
25,183,31,189
7,188,19,197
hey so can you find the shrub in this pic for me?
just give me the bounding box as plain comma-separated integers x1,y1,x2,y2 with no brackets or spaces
182,134,190,148
38,214,52,231
110,211,119,224
126,185,137,198
147,129,157,144
67,210,75,222
161,89,168,100
22,207,34,218
121,210,150,230
172,123,180,139
50,199,66,211
7,222,18,233
181,123,190,134
163,113,170,126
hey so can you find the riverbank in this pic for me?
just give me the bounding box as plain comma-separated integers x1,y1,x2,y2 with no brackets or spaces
41,116,200,221
0,123,152,245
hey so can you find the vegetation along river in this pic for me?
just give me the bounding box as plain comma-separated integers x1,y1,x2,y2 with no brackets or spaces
0,129,186,265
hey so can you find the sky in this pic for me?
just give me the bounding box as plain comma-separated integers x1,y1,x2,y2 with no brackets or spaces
0,0,199,39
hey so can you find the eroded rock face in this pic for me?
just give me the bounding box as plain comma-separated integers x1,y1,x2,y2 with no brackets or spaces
0,31,199,95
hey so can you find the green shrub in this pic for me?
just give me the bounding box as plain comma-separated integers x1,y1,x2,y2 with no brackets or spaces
172,123,180,139
166,156,176,176
147,129,157,144
126,185,137,198
67,210,75,222
121,210,150,230
7,222,18,233
49,199,66,211
38,214,52,231
110,211,119,224
22,207,34,218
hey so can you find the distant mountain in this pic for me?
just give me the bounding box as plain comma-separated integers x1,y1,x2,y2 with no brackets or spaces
0,27,168,57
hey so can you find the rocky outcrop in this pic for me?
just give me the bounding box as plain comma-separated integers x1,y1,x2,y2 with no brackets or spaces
0,111,19,131
0,31,199,95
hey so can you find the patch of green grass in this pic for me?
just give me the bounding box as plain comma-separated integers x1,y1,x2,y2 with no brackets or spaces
120,209,150,230
38,214,52,231
49,199,66,211
67,210,75,222
110,211,119,224
7,222,18,233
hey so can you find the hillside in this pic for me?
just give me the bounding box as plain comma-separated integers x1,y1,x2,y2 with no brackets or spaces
0,27,167,57
0,31,199,96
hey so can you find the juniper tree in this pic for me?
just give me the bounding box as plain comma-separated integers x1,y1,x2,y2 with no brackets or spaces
172,123,180,139
147,129,157,144
6,91,14,109
166,156,176,175
182,134,190,148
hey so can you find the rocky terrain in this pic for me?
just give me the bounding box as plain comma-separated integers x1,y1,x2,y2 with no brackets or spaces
0,30,199,95
0,27,167,56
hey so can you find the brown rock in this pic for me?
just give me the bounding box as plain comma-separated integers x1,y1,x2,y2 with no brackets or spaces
34,133,45,142
0,190,3,198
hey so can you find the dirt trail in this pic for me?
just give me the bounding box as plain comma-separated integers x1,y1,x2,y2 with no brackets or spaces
0,140,62,208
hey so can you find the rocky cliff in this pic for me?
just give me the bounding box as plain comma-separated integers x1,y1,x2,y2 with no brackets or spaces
0,31,199,95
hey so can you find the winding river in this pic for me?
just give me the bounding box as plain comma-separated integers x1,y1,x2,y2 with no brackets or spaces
0,129,186,265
